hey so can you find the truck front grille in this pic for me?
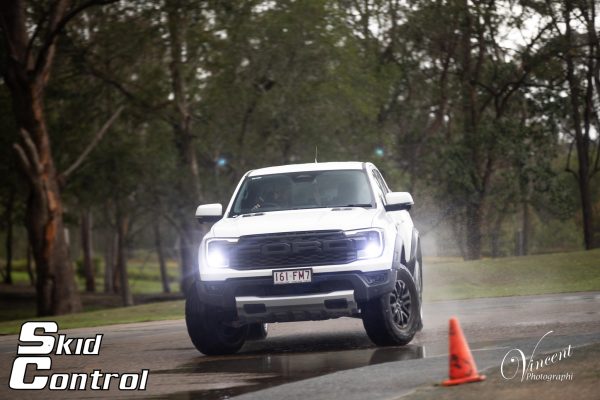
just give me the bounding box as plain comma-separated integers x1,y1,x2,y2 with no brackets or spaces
229,230,357,270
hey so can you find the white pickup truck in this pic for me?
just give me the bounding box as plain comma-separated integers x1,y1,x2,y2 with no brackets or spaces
187,162,423,355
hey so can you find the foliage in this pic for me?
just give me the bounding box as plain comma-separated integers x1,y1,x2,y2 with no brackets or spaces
1,0,599,307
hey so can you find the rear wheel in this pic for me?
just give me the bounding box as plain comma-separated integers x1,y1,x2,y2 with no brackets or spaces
185,284,248,355
361,268,421,346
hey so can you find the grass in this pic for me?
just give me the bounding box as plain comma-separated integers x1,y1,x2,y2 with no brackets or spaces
0,300,184,335
0,249,599,335
0,256,183,332
424,248,600,301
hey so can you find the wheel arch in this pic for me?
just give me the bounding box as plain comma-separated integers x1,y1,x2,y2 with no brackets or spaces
397,228,420,277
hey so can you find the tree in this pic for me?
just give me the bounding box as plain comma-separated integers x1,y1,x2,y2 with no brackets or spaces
0,84,19,284
79,209,95,292
153,219,171,293
0,0,118,315
360,0,559,259
559,0,599,249
74,1,207,291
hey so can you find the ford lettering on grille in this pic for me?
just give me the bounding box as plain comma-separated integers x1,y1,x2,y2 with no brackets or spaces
229,231,357,269
259,239,353,256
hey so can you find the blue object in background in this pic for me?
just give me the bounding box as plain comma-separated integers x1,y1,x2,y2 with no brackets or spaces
217,157,228,167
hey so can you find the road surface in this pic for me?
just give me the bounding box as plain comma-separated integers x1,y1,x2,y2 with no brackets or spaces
1,291,599,399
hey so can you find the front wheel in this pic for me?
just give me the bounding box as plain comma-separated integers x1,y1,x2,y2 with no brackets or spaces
185,284,248,355
361,268,421,346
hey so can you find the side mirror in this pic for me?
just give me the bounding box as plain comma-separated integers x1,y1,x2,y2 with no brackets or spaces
384,192,414,212
195,203,223,223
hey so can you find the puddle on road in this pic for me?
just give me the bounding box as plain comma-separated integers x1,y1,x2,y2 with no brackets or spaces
155,345,425,400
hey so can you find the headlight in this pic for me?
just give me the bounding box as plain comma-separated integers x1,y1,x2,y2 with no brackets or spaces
345,229,384,259
205,239,237,268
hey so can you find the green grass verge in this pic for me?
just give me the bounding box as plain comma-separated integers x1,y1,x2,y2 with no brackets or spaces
1,249,599,335
424,248,600,301
0,300,184,335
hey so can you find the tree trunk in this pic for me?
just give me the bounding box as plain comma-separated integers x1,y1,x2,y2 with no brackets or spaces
3,189,14,284
26,168,82,315
103,229,115,294
80,210,95,292
112,243,121,293
26,244,36,286
111,224,121,293
451,212,467,259
490,211,505,258
15,109,82,315
25,176,82,315
464,202,483,260
166,1,202,293
457,0,492,261
153,220,170,293
1,0,82,316
521,200,531,256
564,2,596,250
116,211,133,306
577,173,594,249
514,229,523,256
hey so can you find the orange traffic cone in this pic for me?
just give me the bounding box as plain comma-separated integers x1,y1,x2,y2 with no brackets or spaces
442,317,486,386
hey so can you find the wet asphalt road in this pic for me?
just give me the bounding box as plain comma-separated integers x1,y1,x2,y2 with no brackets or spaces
1,291,599,399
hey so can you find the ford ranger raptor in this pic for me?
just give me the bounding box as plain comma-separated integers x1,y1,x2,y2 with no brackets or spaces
187,162,423,355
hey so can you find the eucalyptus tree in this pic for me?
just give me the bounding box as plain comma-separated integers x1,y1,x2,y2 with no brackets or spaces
71,1,218,291
0,0,121,315
203,0,378,178
0,85,19,284
534,0,600,249
346,0,561,259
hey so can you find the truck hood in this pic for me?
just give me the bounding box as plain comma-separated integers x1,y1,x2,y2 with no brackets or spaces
211,207,379,237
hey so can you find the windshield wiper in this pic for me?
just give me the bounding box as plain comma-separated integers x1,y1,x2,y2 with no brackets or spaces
240,212,265,217
334,204,373,208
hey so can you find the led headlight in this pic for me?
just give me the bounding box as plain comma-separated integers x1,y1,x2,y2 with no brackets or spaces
345,229,384,259
205,239,237,268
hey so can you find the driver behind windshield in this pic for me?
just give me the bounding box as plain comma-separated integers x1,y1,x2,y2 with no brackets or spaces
232,170,374,216
332,179,361,206
251,181,291,211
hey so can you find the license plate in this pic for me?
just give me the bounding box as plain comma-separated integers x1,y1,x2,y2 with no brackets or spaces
273,269,312,285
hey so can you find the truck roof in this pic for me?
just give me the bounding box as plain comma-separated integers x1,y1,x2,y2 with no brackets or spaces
247,161,366,177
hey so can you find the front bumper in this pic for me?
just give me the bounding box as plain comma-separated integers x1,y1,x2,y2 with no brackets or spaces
236,290,359,323
195,269,396,322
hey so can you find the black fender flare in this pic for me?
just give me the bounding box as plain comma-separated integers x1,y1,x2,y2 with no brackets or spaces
393,228,420,278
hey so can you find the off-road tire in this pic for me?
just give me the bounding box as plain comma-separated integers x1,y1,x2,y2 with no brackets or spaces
361,268,421,346
185,284,248,355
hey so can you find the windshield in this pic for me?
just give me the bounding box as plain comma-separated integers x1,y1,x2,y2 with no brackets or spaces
229,169,375,216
